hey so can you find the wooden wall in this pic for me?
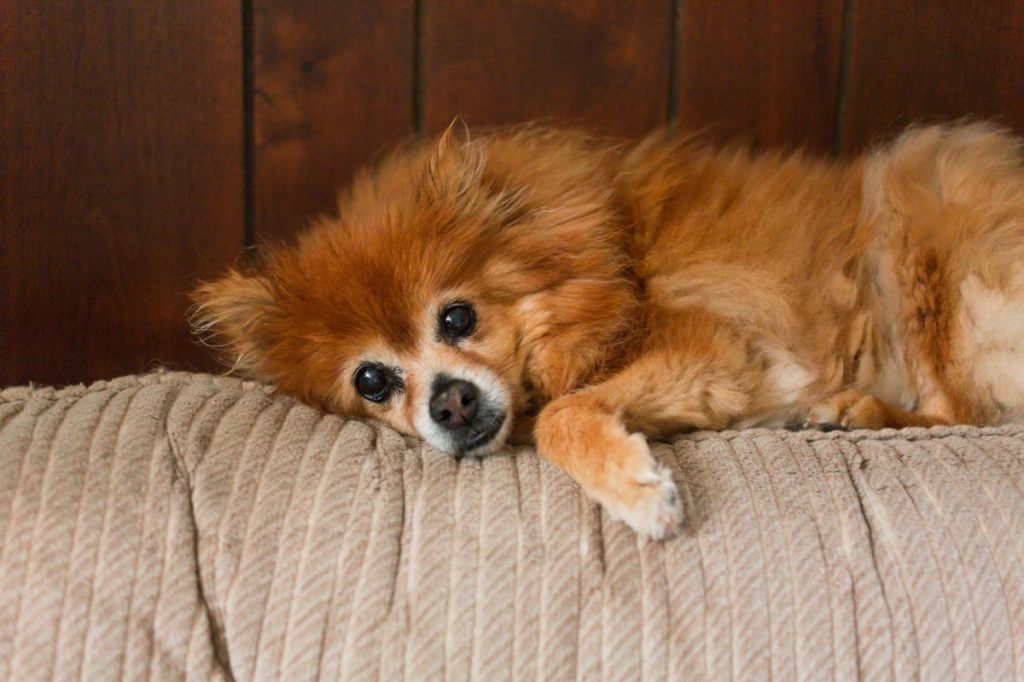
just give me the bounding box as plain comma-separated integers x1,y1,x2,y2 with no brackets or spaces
3,0,1023,386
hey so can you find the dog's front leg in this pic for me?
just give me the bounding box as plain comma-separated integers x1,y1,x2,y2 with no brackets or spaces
534,387,685,539
534,309,757,538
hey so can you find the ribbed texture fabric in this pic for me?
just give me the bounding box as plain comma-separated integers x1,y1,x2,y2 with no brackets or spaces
2,372,1024,680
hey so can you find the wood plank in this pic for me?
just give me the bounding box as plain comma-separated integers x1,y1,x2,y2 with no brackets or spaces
253,0,415,241
0,2,244,387
676,0,845,152
841,1,1024,152
423,0,673,137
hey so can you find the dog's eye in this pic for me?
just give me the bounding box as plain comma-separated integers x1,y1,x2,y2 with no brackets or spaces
354,363,397,403
440,302,476,342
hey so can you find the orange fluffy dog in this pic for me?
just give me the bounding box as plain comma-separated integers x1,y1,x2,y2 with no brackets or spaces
193,122,1024,539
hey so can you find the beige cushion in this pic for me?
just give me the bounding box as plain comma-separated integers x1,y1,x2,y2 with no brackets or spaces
2,371,1024,680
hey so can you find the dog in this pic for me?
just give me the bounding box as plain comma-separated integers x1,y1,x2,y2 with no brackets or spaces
193,121,1024,539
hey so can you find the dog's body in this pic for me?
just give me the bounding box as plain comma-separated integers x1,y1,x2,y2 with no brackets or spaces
195,122,1024,538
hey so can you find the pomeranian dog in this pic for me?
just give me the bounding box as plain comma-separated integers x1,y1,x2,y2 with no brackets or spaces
193,121,1024,539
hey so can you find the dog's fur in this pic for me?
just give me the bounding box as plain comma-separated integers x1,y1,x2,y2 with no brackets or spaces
193,122,1024,538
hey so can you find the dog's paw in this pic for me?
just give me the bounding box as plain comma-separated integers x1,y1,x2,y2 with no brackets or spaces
617,459,685,540
595,434,685,540
804,390,885,430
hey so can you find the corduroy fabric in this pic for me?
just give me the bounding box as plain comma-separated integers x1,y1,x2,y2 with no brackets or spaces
2,371,1024,680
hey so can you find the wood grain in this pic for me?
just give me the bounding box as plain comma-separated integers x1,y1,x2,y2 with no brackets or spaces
841,0,1024,152
0,1,244,387
252,0,415,241
423,0,673,137
4,1,1022,388
676,0,845,152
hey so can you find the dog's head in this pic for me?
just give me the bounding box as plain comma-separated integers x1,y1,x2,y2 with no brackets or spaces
192,126,637,456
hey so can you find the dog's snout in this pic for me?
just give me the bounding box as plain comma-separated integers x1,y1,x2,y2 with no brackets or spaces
429,378,480,429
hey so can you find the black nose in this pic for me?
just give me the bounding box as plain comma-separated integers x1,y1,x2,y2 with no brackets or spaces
429,378,479,430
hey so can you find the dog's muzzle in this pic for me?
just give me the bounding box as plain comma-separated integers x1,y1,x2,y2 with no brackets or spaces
429,374,506,455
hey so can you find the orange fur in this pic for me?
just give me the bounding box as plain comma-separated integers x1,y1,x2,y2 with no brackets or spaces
193,121,1024,538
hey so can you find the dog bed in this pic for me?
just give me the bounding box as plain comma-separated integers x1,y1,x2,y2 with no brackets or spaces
1,371,1023,680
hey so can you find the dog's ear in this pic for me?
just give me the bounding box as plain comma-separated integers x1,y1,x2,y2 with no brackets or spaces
421,118,485,205
189,269,279,376
421,119,529,226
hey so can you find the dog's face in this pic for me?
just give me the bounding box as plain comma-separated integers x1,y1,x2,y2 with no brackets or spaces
193,128,636,456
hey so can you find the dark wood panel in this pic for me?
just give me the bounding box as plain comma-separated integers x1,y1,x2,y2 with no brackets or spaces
253,0,415,241
842,1,1024,152
0,2,244,387
423,0,673,137
676,0,845,152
